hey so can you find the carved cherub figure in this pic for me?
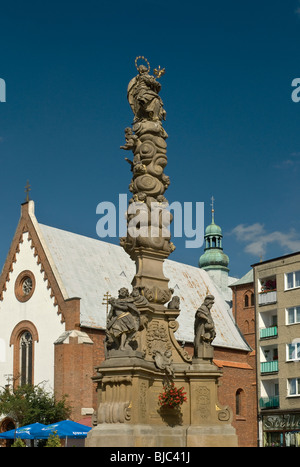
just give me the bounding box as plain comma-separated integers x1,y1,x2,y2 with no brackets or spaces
131,286,149,306
120,127,138,150
153,349,174,378
168,295,180,309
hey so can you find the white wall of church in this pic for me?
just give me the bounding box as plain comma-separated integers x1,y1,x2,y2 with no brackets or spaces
0,232,65,391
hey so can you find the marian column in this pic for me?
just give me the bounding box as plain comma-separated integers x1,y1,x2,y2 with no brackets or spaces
120,56,175,306
86,58,238,447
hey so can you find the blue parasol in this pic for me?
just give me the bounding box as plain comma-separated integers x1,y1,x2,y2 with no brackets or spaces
0,422,46,439
33,419,92,439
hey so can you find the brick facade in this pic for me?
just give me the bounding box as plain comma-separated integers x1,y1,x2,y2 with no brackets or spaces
229,278,257,447
54,334,94,421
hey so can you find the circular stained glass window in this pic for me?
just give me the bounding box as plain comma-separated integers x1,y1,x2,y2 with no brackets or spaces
15,271,35,302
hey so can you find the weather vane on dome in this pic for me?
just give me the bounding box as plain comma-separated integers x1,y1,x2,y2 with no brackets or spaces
210,196,215,223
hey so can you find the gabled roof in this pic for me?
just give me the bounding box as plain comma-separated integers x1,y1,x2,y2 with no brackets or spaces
230,269,253,287
0,201,250,352
38,223,250,352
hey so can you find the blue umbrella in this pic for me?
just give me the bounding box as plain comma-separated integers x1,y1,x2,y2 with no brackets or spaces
34,420,92,439
0,422,46,439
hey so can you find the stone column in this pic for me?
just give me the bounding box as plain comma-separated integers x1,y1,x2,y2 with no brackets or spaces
85,58,238,447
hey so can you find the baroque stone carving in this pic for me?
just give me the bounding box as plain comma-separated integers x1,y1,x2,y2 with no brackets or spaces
98,376,132,424
127,57,166,124
194,295,216,359
120,57,174,259
105,288,141,352
139,381,148,422
146,320,171,357
153,349,175,378
196,386,211,420
167,295,180,309
131,286,149,306
168,320,192,363
142,285,173,305
217,405,231,422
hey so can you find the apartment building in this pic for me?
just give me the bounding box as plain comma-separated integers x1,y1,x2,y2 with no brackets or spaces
253,252,300,447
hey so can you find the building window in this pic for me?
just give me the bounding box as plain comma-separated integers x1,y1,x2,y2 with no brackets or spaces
288,378,300,396
20,332,33,386
236,388,244,416
10,321,38,387
260,277,276,292
251,293,254,306
244,294,249,307
286,306,300,325
14,270,36,302
285,270,300,290
287,343,300,361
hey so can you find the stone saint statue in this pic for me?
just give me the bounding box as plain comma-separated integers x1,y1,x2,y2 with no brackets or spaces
105,288,141,352
127,64,166,123
194,295,216,359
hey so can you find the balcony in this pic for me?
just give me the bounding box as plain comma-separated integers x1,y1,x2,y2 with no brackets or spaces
260,326,278,339
261,360,278,374
259,395,280,409
258,290,277,306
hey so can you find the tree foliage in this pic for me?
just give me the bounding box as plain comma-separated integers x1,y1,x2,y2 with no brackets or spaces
11,437,26,447
0,383,72,427
45,430,61,447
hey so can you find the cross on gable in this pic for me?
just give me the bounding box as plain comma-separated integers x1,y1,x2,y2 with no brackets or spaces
25,181,31,202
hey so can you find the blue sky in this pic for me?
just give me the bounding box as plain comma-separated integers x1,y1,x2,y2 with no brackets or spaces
0,0,300,279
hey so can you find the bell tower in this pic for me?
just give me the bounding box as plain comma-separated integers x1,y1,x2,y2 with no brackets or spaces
199,197,230,296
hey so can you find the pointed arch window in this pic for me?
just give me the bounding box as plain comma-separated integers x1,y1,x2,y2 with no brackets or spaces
10,321,38,387
244,294,249,307
20,331,33,386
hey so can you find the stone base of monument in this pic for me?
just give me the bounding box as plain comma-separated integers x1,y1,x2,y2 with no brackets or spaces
85,422,237,447
85,423,187,447
85,356,238,448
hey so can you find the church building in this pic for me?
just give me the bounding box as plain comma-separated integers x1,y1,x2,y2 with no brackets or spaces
0,198,257,446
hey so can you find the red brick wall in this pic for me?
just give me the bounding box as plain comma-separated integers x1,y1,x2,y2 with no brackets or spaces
214,348,257,447
232,284,256,351
85,328,106,411
227,281,258,447
54,334,95,422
